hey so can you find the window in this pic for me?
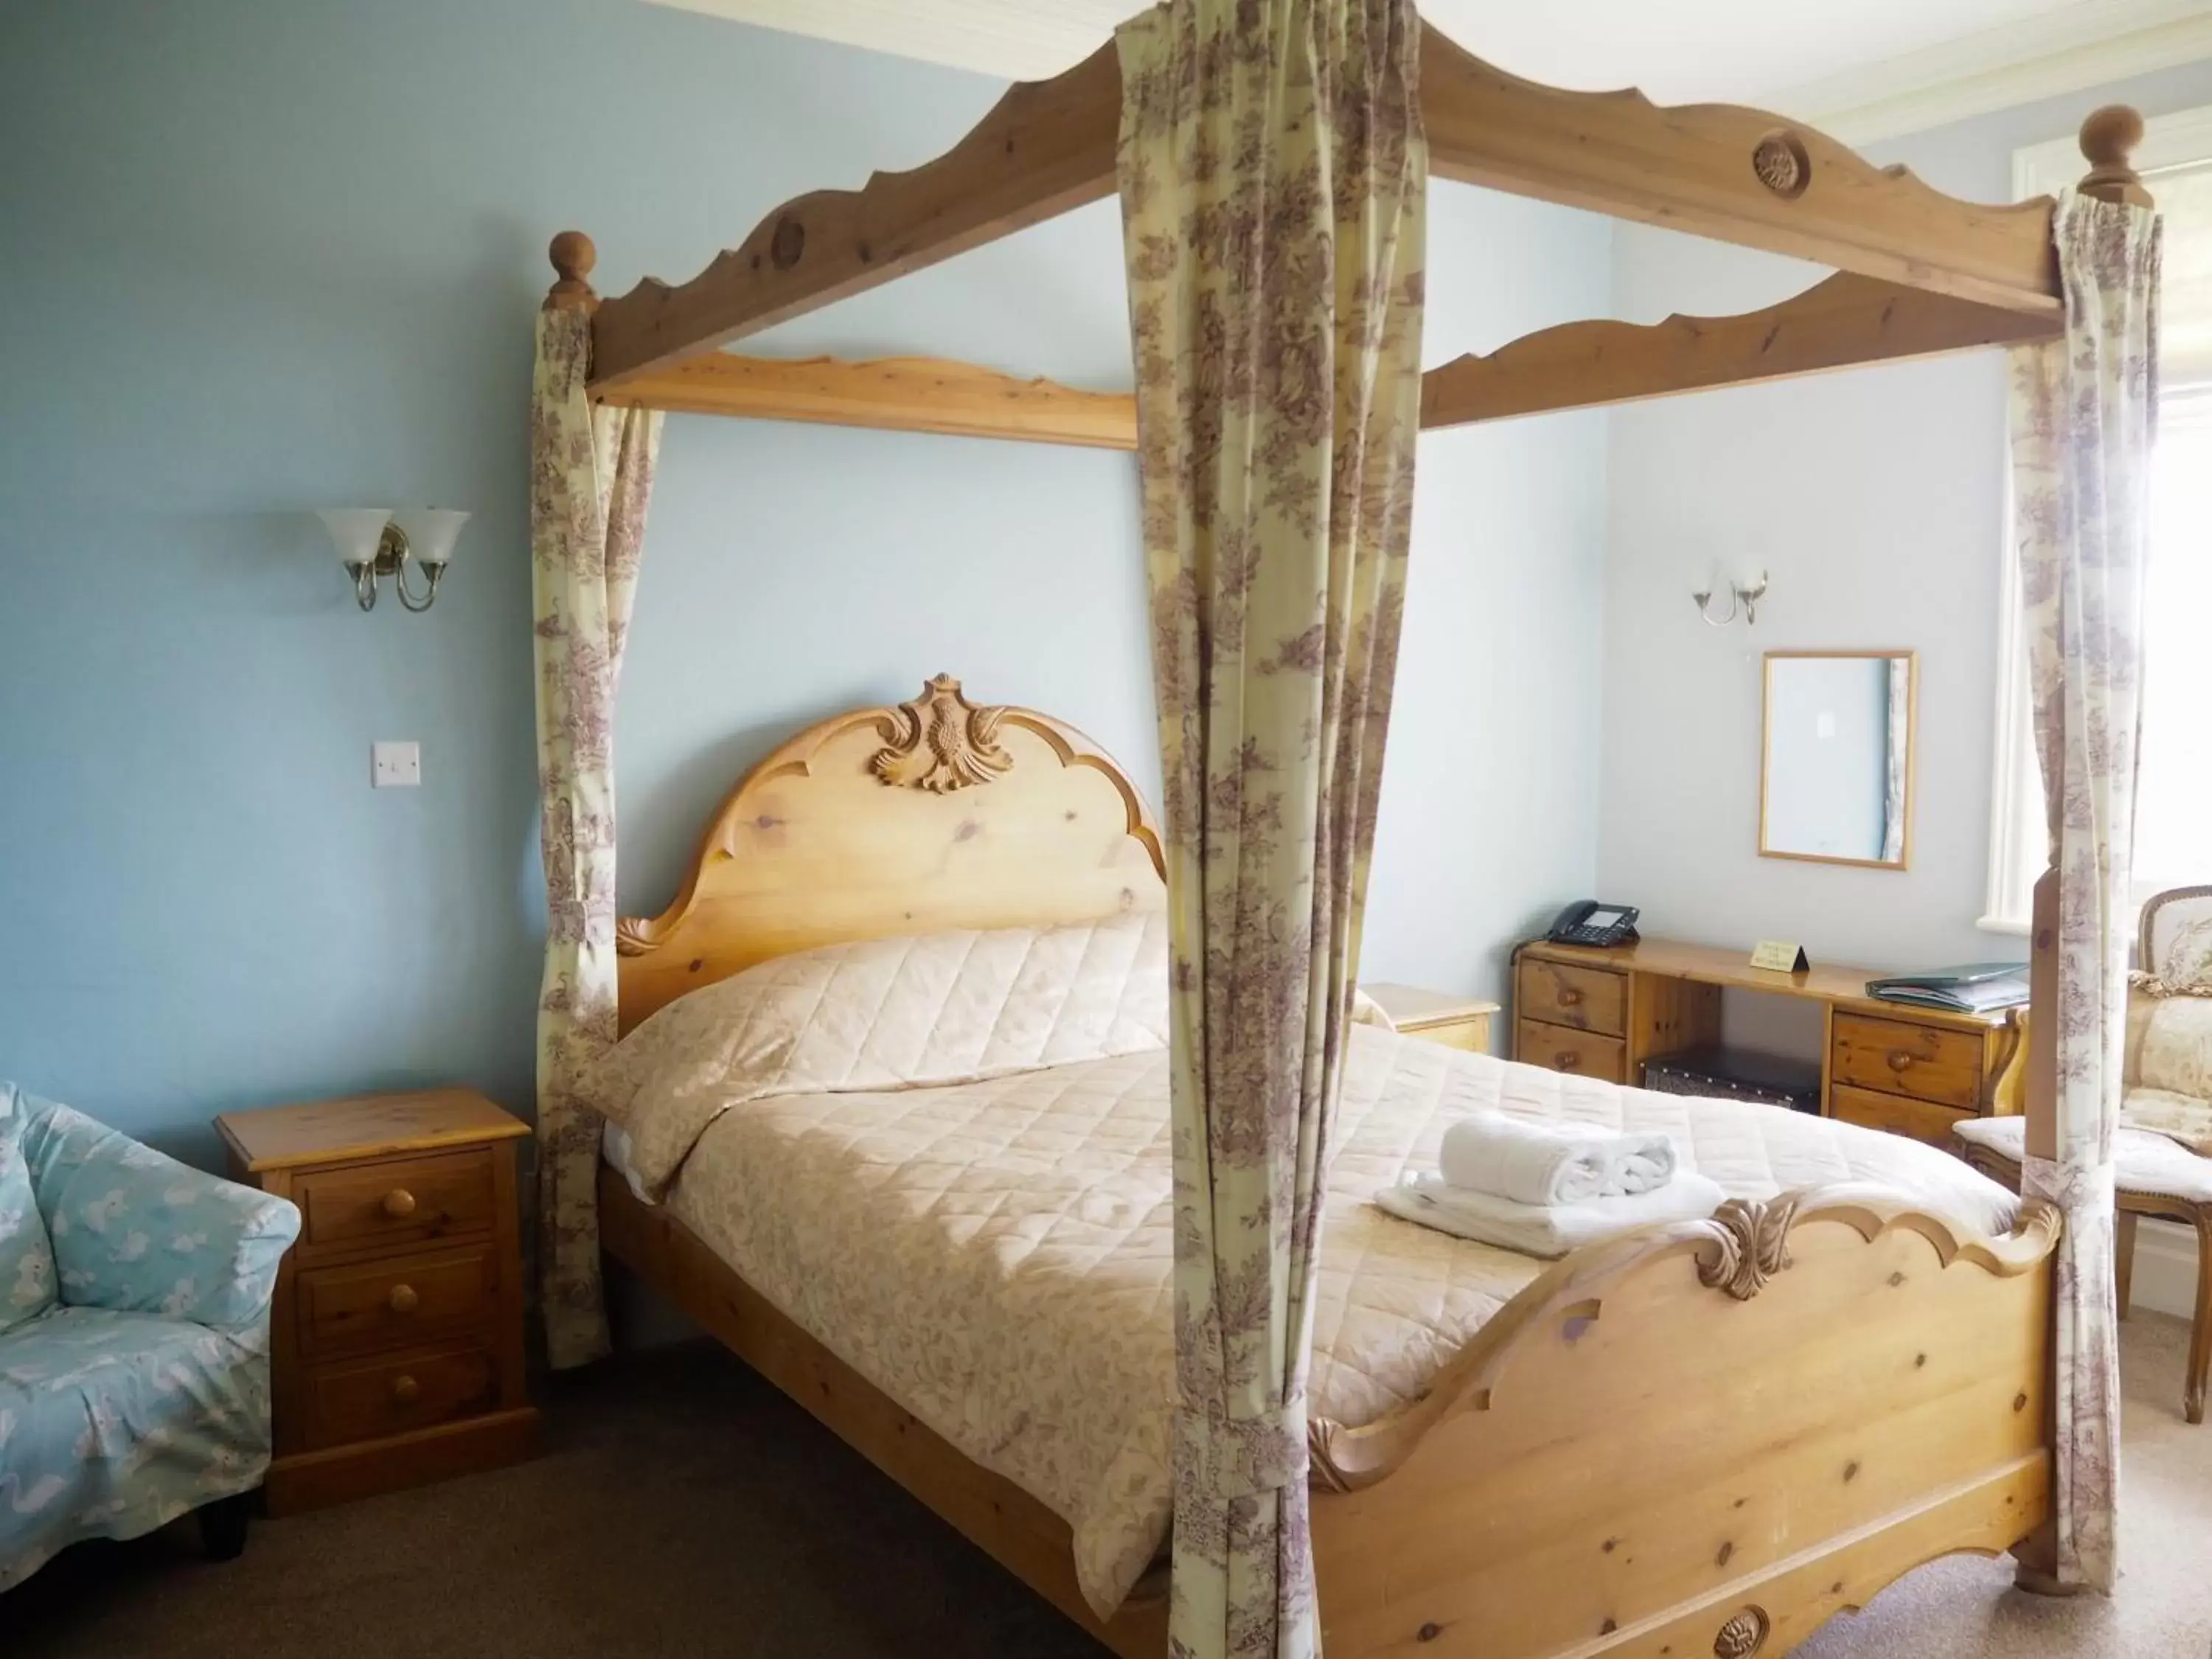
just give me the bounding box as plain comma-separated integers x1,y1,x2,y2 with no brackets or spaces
1983,113,2212,932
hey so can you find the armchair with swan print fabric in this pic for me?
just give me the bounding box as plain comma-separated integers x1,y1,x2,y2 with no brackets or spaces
0,1082,300,1590
1957,886,2212,1423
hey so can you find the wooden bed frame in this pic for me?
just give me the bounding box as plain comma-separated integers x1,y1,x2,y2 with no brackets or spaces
552,15,2155,1652
600,677,2062,1659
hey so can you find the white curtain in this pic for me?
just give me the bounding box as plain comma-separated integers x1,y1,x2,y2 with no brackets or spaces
2006,187,2163,1590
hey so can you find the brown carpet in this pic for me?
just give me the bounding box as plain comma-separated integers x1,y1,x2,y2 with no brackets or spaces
4,1316,2205,1658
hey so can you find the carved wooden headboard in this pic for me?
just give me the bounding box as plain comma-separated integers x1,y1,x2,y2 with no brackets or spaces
616,675,1168,1032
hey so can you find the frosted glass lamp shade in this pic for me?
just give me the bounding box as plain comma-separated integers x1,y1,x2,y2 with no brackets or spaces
319,509,394,568
392,508,469,569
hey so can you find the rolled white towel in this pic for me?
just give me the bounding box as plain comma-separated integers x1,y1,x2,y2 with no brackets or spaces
1610,1138,1678,1196
1437,1113,1678,1206
1374,1172,1729,1259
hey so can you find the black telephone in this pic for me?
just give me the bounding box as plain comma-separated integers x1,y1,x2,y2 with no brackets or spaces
1545,900,1641,949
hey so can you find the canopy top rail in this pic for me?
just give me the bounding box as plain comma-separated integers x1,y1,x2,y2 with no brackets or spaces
555,35,2149,411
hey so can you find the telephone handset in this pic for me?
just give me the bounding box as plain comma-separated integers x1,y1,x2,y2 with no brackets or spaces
1545,900,1641,950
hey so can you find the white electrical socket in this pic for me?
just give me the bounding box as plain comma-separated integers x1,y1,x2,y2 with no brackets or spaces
372,741,422,788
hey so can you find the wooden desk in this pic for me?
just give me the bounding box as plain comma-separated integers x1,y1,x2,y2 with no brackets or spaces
1510,936,2025,1146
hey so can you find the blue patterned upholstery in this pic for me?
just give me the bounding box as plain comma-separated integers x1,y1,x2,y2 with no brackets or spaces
0,1084,299,1590
0,1115,57,1335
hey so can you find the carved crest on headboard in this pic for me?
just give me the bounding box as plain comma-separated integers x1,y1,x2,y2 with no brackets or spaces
1696,1196,1799,1300
872,674,1015,793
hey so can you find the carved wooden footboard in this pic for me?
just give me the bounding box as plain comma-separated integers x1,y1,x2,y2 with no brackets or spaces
1306,1188,2060,1659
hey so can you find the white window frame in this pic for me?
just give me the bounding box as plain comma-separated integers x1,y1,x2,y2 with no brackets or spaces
1980,105,2212,934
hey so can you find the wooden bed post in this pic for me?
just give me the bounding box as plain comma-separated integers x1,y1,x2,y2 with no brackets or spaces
2023,869,2061,1164
2076,105,2152,209
546,230,600,313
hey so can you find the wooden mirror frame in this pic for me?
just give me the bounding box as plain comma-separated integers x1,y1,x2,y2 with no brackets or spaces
1758,649,1919,872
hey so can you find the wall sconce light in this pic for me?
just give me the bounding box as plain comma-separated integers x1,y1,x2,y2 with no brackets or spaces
319,508,469,613
1691,566,1769,627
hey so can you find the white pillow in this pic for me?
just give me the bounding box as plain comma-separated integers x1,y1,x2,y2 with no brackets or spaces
594,912,1169,1199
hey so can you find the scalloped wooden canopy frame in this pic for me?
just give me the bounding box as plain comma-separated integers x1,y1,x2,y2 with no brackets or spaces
551,20,2152,447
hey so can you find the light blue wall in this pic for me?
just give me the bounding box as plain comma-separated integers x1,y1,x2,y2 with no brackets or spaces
0,0,1609,1176
1364,197,1613,1007
1597,55,2212,978
0,0,1146,1169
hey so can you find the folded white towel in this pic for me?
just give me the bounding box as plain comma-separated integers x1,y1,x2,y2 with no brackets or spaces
1436,1113,1679,1206
1374,1172,1730,1259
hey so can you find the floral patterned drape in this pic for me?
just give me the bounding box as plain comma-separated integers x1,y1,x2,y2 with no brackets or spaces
530,302,663,1371
2007,187,2163,1591
1115,1,1426,1652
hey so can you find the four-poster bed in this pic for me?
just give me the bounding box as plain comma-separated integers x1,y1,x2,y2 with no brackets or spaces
526,10,2160,1658
592,679,2059,1659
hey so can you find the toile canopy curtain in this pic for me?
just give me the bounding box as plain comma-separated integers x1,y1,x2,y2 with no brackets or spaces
2006,187,2162,1591
530,300,664,1371
1115,1,1427,1652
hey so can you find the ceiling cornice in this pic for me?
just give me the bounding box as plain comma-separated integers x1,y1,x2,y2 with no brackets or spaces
640,0,1118,80
643,0,2212,147
1777,0,2212,145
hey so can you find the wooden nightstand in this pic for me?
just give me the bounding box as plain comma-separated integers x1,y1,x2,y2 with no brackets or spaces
1362,983,1501,1053
215,1088,540,1514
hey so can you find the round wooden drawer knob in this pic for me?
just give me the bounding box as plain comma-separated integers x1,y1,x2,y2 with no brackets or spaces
1556,1051,1582,1071
1557,987,1584,1006
1887,1050,1916,1072
388,1284,420,1315
391,1374,422,1405
382,1188,418,1219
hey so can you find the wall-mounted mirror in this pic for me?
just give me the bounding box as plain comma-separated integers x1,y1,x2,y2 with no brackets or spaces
1760,651,1916,869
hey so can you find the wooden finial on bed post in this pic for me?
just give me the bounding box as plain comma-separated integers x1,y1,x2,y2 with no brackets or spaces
545,231,600,313
2076,106,2152,206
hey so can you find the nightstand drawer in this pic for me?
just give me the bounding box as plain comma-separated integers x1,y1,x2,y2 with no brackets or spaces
1517,959,1627,1038
1517,1018,1628,1084
1831,1014,1983,1109
295,1150,497,1257
1832,1083,1974,1148
305,1342,501,1450
299,1245,501,1360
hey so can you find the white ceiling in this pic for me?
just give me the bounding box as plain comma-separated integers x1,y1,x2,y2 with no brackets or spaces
645,0,2212,140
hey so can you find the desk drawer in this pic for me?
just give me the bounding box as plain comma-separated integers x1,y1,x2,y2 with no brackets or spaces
304,1342,501,1450
1516,1018,1628,1085
1831,1014,1984,1109
1516,959,1627,1038
295,1150,497,1257
1832,1083,1974,1149
299,1245,501,1360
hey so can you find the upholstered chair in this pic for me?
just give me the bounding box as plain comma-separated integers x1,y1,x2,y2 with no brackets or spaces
0,1083,302,1590
1955,886,2212,1424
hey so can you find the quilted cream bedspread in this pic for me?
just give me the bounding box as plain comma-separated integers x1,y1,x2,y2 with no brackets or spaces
643,1023,2018,1616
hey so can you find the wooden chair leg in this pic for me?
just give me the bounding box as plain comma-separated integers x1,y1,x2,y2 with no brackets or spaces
2188,1212,2210,1427
2116,1209,2138,1320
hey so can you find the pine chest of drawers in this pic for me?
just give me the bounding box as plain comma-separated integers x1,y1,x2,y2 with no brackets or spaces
216,1088,539,1513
